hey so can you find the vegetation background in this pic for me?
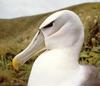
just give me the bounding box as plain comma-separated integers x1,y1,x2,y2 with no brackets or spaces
0,3,100,86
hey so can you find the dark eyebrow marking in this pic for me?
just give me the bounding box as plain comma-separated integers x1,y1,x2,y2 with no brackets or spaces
43,21,54,28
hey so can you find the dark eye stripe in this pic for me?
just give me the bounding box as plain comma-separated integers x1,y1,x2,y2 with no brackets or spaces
43,21,54,28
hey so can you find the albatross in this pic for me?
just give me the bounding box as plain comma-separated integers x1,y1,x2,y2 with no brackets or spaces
12,10,100,86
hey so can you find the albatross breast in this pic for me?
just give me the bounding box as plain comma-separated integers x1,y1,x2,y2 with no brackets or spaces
28,49,88,86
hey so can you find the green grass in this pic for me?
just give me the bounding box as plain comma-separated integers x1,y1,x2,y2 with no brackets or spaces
0,3,100,86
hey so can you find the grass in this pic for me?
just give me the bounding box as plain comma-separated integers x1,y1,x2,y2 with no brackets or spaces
0,3,100,86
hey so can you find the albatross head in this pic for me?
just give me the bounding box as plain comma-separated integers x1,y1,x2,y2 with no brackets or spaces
12,10,84,70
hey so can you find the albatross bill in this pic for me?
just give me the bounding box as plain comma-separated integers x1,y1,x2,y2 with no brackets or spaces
12,30,45,70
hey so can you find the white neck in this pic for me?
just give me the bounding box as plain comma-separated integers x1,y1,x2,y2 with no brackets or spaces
45,33,83,69
60,47,79,66
44,47,80,70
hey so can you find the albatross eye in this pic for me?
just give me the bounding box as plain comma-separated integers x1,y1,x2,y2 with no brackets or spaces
43,21,54,28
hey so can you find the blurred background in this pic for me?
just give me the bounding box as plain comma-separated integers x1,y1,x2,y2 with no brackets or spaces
0,0,100,86
0,0,100,19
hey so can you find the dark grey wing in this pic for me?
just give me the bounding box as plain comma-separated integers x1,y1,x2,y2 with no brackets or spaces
82,65,100,86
